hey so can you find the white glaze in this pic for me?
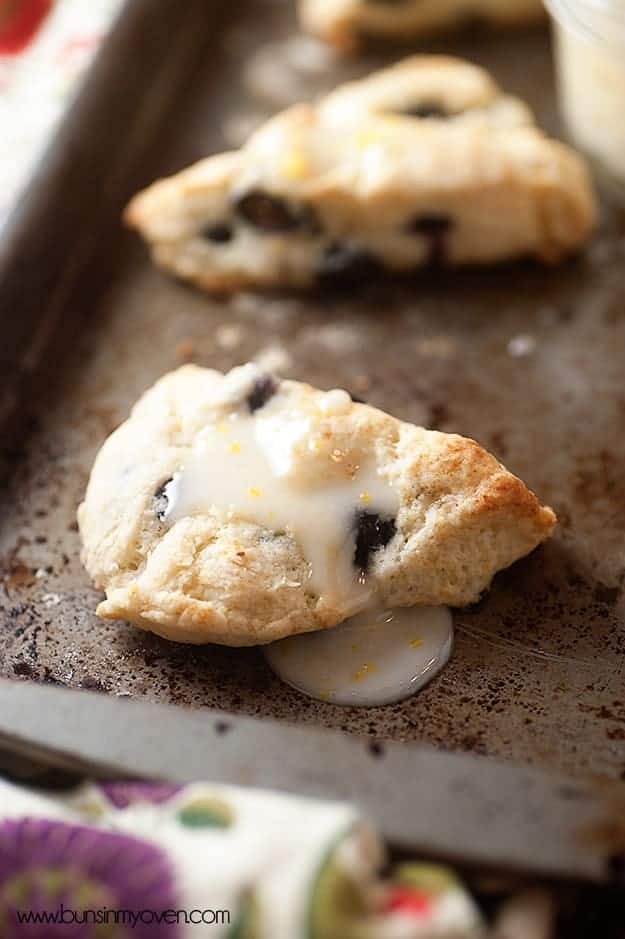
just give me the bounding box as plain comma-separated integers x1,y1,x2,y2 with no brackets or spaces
164,390,398,614
264,605,454,707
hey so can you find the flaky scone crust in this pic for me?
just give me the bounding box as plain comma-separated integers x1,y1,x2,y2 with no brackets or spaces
299,0,545,51
78,365,555,646
125,57,596,292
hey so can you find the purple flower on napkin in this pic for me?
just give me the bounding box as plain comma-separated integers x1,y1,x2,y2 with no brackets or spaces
0,817,180,938
98,781,184,809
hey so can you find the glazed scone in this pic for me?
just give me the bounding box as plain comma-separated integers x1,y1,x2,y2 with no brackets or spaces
78,364,555,646
125,56,596,293
299,0,545,51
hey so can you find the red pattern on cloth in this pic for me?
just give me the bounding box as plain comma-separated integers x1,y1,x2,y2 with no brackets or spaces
0,0,52,53
384,885,434,918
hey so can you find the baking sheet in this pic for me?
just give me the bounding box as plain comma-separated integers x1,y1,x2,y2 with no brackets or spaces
1,0,624,782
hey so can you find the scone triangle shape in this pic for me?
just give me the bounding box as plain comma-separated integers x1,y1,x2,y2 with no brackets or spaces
126,56,596,293
79,365,555,645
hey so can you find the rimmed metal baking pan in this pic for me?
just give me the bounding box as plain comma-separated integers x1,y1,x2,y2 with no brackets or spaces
1,0,624,819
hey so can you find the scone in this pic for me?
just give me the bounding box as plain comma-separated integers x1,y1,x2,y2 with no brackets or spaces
125,56,596,293
299,0,545,51
78,364,555,646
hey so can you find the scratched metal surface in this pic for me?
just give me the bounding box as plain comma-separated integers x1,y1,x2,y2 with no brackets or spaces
1,0,624,781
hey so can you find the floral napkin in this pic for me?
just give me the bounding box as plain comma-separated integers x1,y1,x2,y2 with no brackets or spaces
0,776,484,937
0,0,124,231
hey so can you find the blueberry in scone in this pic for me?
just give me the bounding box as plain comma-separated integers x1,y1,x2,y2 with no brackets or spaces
125,56,596,293
78,363,555,646
299,0,545,50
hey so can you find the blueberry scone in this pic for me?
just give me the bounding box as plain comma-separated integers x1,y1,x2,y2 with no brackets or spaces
125,56,596,292
299,0,545,50
78,364,555,646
